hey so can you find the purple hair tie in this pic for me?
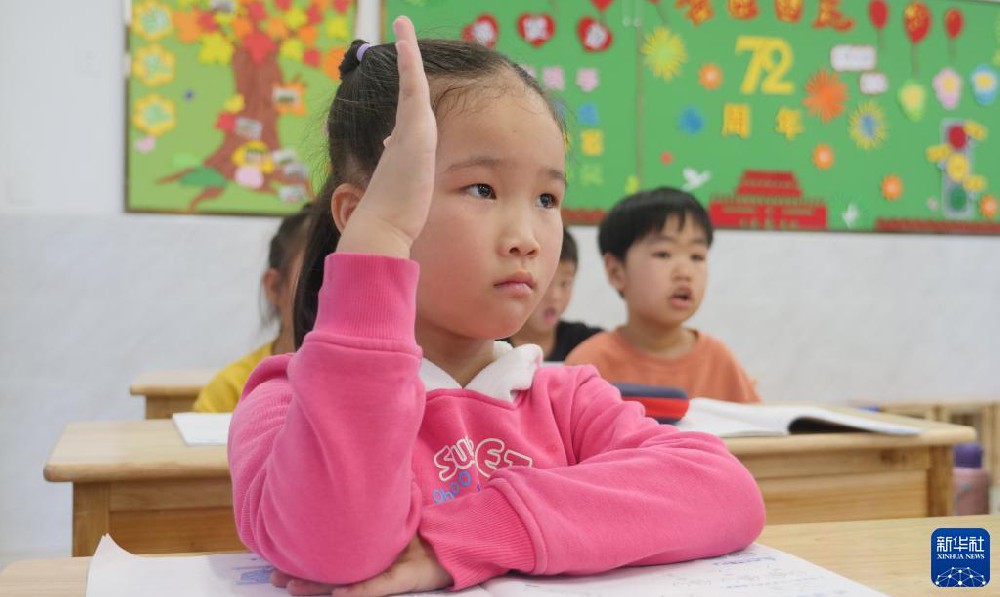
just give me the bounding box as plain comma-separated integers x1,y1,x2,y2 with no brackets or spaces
356,43,371,63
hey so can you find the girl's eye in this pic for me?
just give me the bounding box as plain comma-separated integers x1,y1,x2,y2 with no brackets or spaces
537,194,559,209
464,183,496,199
653,251,671,259
692,254,707,262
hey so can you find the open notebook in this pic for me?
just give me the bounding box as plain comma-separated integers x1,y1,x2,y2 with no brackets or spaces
675,398,922,438
85,535,885,596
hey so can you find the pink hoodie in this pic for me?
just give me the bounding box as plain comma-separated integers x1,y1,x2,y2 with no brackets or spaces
229,253,765,590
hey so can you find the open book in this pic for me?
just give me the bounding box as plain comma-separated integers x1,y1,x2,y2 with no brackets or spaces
86,535,885,596
674,398,922,438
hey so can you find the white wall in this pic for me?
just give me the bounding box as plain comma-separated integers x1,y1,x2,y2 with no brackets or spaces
1,0,998,561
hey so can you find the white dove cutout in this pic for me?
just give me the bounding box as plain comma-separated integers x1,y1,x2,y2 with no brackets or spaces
681,168,711,191
842,202,860,228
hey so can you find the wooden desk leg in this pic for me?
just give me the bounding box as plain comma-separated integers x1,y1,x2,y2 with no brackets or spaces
73,483,110,556
927,446,955,517
145,395,197,419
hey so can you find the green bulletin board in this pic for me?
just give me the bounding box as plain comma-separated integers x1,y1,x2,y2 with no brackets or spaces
386,0,1000,234
126,0,355,215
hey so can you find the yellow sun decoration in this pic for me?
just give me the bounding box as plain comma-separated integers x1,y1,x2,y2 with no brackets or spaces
642,27,687,82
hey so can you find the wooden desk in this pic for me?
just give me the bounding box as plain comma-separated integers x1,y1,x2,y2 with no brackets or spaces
757,514,1000,596
4,515,996,596
723,408,976,524
129,369,214,419
855,397,1000,483
43,420,241,557
43,412,973,557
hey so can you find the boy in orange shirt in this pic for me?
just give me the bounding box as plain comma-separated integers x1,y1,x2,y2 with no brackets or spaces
565,187,760,403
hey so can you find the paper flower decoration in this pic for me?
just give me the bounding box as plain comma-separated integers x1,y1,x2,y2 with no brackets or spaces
981,195,998,219
133,1,173,42
576,68,600,92
642,27,687,81
132,94,176,137
321,47,347,82
222,94,245,114
698,63,722,90
577,103,599,127
198,32,235,65
776,0,805,23
326,15,350,40
897,80,927,122
848,101,887,150
132,45,176,87
932,68,962,110
282,6,308,30
803,70,848,123
970,65,999,106
813,144,834,170
135,136,156,154
678,106,704,134
881,175,903,201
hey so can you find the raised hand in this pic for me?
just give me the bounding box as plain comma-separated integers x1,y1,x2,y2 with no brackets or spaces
337,16,437,259
269,534,451,597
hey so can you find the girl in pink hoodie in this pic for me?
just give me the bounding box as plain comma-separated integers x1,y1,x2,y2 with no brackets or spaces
228,17,765,597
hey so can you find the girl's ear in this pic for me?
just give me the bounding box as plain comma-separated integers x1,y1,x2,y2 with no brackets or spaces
261,267,282,307
603,253,627,295
330,183,365,232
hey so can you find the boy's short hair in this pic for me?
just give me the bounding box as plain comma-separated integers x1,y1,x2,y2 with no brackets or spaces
560,227,578,265
598,187,714,261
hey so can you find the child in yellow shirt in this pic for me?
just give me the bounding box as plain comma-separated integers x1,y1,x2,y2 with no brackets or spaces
565,188,759,403
193,205,313,412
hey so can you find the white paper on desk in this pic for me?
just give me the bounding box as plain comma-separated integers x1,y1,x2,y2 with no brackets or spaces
85,536,489,597
481,543,886,596
87,537,884,596
87,535,281,596
172,412,232,446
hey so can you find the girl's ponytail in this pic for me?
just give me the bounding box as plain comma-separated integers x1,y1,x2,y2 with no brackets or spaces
292,177,340,349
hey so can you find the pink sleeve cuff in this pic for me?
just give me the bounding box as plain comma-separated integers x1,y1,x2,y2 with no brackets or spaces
419,487,537,590
312,252,419,341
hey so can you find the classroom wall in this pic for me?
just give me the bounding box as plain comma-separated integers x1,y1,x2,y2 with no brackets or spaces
1,0,998,561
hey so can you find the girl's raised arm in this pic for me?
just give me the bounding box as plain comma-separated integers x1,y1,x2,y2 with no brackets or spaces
337,16,437,259
229,17,439,586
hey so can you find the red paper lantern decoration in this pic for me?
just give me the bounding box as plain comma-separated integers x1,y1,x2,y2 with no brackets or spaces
903,2,931,44
944,8,963,40
948,125,967,151
868,0,888,30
